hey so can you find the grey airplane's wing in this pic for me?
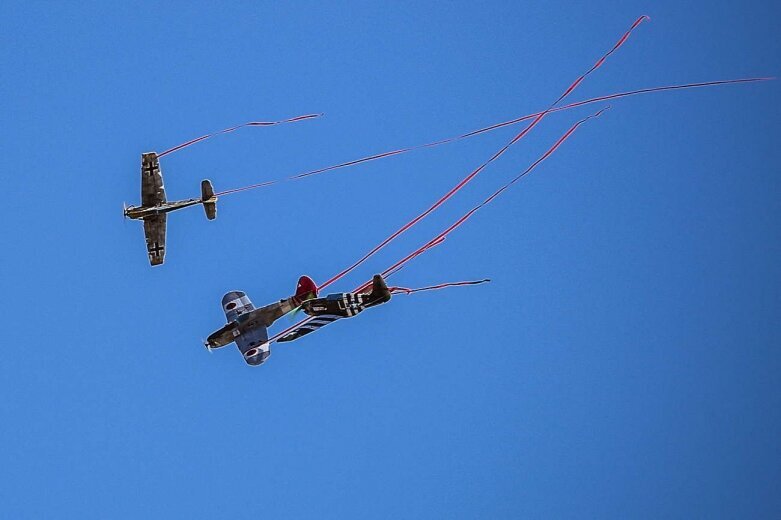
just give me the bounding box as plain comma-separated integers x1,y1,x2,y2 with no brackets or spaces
143,214,166,266
141,152,166,206
222,291,256,322
219,291,274,365
276,314,344,343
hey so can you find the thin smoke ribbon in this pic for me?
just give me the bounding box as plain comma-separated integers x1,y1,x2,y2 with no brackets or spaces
315,16,649,292
215,77,772,197
157,113,322,158
389,279,492,295
270,106,608,344
268,15,652,343
379,107,610,285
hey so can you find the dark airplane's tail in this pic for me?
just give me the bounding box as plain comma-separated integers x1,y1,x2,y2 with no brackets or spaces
365,274,392,307
201,179,217,220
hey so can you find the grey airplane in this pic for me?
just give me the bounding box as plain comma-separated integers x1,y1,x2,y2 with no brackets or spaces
124,152,218,266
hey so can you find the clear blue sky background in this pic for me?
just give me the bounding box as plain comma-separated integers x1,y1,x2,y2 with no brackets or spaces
1,2,779,518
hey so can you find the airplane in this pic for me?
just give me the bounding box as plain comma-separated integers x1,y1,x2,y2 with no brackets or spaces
277,274,392,343
124,152,218,266
204,274,392,365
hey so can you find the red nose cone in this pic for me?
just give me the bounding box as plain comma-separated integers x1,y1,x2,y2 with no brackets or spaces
296,275,318,298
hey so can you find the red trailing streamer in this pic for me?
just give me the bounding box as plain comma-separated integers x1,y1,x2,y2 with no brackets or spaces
270,107,606,343
380,108,608,284
315,16,648,292
157,113,322,158
266,72,775,344
215,77,772,197
389,279,492,295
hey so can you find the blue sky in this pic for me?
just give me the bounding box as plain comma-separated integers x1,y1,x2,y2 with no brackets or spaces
1,1,779,518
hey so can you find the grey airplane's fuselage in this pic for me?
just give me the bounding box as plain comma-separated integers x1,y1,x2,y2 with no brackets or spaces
124,198,202,220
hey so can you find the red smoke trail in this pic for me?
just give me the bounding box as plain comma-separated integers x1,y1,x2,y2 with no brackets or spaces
215,77,772,197
380,108,609,286
314,16,648,292
156,113,322,158
389,279,492,295
265,74,776,344
269,107,607,344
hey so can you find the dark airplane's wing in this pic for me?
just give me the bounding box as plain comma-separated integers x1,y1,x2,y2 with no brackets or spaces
141,152,166,206
143,214,166,266
276,314,343,343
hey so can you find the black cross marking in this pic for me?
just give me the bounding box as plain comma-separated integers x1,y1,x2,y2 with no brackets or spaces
149,242,164,255
143,164,157,176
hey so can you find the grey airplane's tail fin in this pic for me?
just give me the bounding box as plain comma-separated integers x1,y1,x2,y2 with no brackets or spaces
201,179,217,220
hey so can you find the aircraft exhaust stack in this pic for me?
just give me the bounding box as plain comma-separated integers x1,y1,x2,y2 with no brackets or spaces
201,179,217,220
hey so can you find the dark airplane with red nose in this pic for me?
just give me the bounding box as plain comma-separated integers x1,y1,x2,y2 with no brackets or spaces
204,275,392,365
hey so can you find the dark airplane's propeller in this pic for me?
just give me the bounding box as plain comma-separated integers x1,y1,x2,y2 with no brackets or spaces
122,202,129,221
202,339,213,353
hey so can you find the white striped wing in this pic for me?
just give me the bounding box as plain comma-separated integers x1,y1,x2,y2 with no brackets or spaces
276,314,343,343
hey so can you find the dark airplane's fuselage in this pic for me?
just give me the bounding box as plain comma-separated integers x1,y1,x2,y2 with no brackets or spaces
124,198,202,220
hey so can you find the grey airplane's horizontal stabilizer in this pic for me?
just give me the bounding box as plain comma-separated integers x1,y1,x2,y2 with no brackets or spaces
201,179,217,220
